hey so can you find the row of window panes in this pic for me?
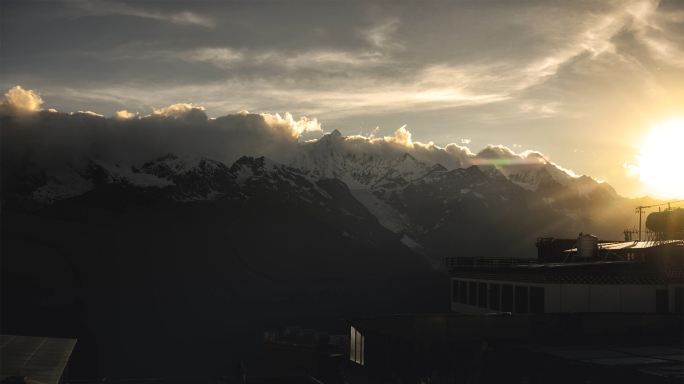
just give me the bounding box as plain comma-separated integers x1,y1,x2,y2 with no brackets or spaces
451,280,544,314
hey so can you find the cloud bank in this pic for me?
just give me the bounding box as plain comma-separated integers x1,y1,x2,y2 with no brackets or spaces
0,87,321,182
1,86,584,189
319,126,550,176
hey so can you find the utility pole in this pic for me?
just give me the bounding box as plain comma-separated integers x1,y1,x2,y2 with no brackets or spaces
636,206,644,241
633,201,683,242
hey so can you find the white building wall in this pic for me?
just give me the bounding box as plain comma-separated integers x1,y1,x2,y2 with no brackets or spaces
668,284,683,312
589,284,621,312
561,285,590,312
620,285,656,313
544,284,561,313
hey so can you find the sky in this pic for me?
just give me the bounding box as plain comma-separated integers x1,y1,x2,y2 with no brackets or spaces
1,0,683,199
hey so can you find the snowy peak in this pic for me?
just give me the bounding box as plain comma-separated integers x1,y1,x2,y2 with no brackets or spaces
292,130,442,189
131,153,236,201
478,165,507,180
389,153,426,177
291,132,348,181
370,153,444,189
9,154,238,205
230,156,285,185
504,162,616,199
508,164,553,191
139,153,228,180
596,181,618,199
329,129,342,139
228,156,342,207
26,158,174,205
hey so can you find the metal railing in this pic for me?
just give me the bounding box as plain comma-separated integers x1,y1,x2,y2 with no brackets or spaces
446,257,538,269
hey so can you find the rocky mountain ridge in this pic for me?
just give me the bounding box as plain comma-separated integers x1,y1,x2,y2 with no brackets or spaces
1,130,658,257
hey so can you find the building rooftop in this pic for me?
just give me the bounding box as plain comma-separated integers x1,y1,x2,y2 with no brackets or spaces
564,240,683,252
0,335,77,384
523,341,684,382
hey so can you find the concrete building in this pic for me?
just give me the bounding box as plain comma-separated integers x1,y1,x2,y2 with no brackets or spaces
340,236,684,383
449,239,684,315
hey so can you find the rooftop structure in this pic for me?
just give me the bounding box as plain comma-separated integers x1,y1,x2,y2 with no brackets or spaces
338,223,684,383
0,335,76,384
448,237,684,315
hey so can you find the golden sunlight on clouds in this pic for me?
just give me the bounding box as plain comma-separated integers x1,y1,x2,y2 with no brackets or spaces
626,119,684,199
0,86,43,115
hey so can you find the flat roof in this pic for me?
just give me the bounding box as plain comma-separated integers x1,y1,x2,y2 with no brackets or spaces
564,240,683,252
0,335,77,384
529,341,684,380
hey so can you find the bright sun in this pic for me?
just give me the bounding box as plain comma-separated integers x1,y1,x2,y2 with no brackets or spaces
632,119,684,199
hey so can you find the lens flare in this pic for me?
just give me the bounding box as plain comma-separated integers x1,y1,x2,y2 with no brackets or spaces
469,157,547,166
631,119,684,199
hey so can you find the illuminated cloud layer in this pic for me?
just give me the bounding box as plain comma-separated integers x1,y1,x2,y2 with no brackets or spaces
0,86,44,116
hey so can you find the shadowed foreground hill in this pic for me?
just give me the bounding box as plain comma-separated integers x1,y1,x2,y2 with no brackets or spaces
1,184,448,379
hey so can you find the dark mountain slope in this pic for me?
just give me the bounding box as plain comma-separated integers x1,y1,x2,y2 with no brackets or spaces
1,173,446,379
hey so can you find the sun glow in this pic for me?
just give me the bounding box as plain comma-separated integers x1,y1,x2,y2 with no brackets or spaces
629,119,684,199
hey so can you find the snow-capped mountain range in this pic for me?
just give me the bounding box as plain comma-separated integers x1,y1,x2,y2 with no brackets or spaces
2,130,638,258
295,129,617,197
291,130,445,189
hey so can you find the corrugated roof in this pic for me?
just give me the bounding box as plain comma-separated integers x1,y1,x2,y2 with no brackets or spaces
564,240,682,252
0,335,77,384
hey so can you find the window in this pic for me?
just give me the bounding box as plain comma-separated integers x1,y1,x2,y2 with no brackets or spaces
530,287,544,314
459,281,468,304
502,285,513,312
490,284,500,311
468,282,477,306
350,326,355,362
350,326,364,365
515,286,529,314
478,282,488,308
452,280,459,303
